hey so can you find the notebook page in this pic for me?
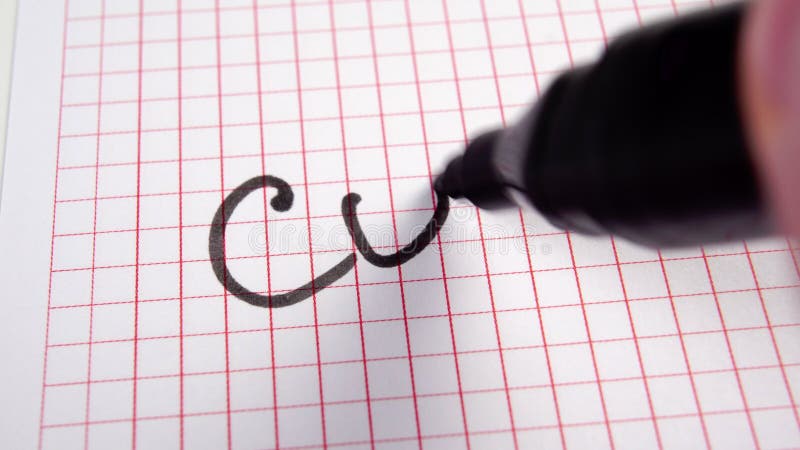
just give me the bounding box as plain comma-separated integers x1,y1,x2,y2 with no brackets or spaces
2,0,800,449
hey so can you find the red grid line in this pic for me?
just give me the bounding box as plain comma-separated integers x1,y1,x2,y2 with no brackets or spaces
406,1,471,447
82,0,106,447
364,1,423,446
44,312,800,353
290,0,329,446
328,1,376,447
56,102,532,141
212,0,234,446
61,58,546,82
656,247,713,449
63,0,710,25
513,0,566,445
131,0,145,447
37,0,72,447
250,0,280,447
593,4,662,447
39,1,800,449
700,244,760,448
554,0,615,445
64,32,596,56
743,240,800,426
176,0,186,447
476,0,520,446
439,1,495,445
42,402,798,445
43,342,800,393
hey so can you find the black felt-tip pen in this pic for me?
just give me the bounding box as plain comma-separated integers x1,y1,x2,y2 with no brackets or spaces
434,2,771,247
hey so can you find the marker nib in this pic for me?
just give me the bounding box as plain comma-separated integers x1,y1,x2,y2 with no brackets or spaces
434,156,465,199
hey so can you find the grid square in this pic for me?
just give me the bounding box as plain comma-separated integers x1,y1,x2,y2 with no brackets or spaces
504,347,552,388
750,250,800,288
184,373,228,413
639,336,687,376
673,295,722,333
403,279,448,318
89,423,134,450
185,415,228,450
138,263,180,301
683,332,733,372
594,340,643,380
497,309,542,349
102,73,138,102
418,395,466,436
325,402,371,444
232,411,277,450
729,329,779,368
229,370,274,410
277,407,324,448
363,320,410,359
658,416,707,450
321,362,367,403
94,231,136,267
649,375,699,416
489,273,538,311
694,371,745,412
619,262,668,299
228,330,270,371
57,167,95,201
137,299,180,338
371,399,418,439
457,351,505,391
663,258,712,296
49,306,90,345
46,344,89,385
540,305,588,345
463,391,512,432
367,359,413,398
139,228,179,264
629,298,677,337
602,379,651,420
93,266,135,304
275,366,320,407
741,367,791,409
706,254,757,292
577,266,624,303
511,386,559,429
51,270,92,307
549,343,597,383
88,380,132,421
534,269,581,307
184,334,227,373
41,426,82,450
90,341,135,380
585,301,633,341
44,384,87,425
137,338,180,377
718,291,768,329
752,409,800,450
136,377,179,417
453,313,500,352
318,323,364,363
555,383,605,425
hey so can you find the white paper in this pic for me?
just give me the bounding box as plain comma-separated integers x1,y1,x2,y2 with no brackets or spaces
2,0,799,449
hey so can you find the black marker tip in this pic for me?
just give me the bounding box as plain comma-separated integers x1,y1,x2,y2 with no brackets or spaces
434,155,465,199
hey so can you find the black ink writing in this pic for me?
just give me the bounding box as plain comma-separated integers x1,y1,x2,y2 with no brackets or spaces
341,192,449,268
209,175,449,308
209,175,356,308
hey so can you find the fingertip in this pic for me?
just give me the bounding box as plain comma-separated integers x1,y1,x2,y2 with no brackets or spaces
741,0,800,237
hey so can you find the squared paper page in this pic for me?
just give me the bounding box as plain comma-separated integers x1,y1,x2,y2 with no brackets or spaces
1,0,800,449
